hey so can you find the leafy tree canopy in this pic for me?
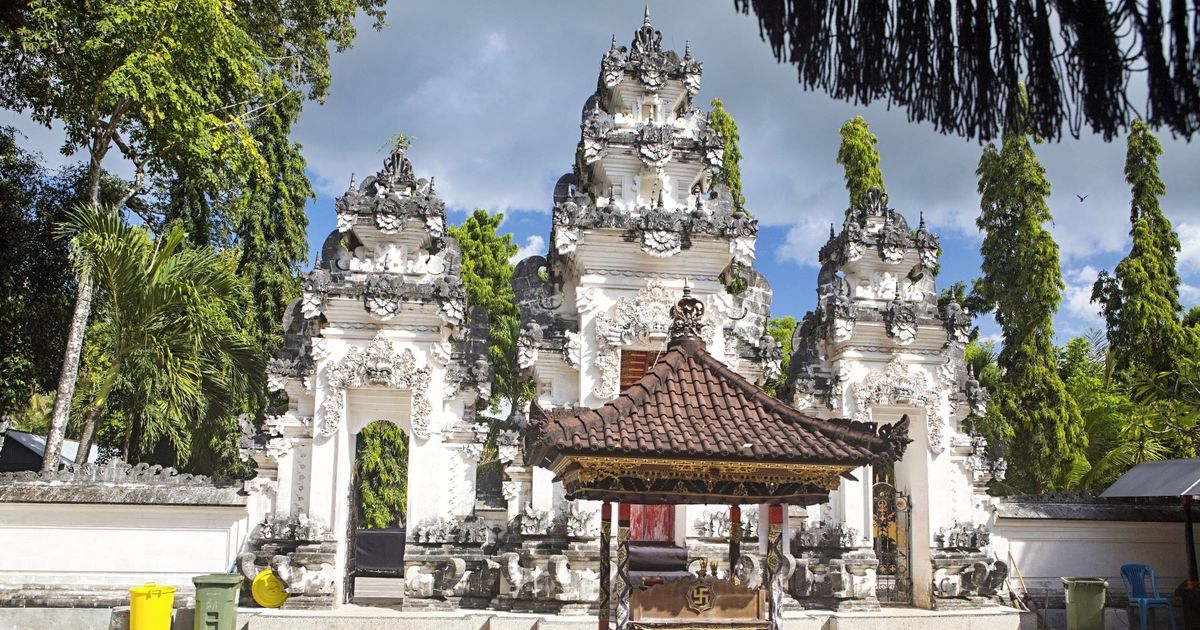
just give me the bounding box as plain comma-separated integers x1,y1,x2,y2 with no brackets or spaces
836,116,885,211
709,98,746,213
973,89,1086,492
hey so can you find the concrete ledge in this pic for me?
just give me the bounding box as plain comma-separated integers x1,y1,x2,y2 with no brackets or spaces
0,605,1035,630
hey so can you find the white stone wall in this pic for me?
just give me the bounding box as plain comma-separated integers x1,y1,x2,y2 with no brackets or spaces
992,516,1197,599
0,502,249,593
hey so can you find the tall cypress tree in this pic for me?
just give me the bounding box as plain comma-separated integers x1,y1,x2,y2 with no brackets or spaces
448,209,523,408
708,98,746,213
236,75,313,357
973,91,1086,492
1093,120,1187,375
836,116,886,210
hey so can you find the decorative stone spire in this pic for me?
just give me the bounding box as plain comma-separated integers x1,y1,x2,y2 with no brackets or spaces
643,4,652,27
669,286,705,341
684,40,693,60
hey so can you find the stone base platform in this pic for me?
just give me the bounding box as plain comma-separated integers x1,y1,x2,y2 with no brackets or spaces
0,605,1037,630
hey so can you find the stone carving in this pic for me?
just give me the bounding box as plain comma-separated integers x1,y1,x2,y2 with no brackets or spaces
562,330,582,368
635,124,674,166
411,516,492,545
495,429,521,464
853,359,944,453
0,459,221,486
581,107,615,164
554,501,598,538
321,333,433,439
512,503,554,536
255,512,334,542
935,522,991,551
694,509,758,539
592,280,714,399
601,36,627,88
914,212,941,268
883,297,918,345
730,235,755,266
943,301,972,345
680,42,702,95
516,321,543,370
318,388,344,437
270,554,337,595
300,270,330,319
641,229,682,257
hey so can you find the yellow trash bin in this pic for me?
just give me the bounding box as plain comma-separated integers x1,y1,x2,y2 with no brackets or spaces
129,582,176,630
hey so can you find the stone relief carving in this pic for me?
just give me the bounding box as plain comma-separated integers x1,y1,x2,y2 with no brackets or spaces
883,297,918,345
943,301,973,345
641,229,682,257
853,359,944,453
635,124,674,166
270,554,337,596
563,330,582,369
320,333,433,439
0,459,221,486
554,501,598,538
516,321,543,370
591,280,715,399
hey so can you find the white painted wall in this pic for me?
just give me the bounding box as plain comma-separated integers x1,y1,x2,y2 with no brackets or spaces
0,502,250,591
992,516,1197,598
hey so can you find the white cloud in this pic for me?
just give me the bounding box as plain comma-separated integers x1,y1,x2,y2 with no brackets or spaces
510,235,545,264
1061,266,1103,332
1178,223,1200,271
775,217,834,268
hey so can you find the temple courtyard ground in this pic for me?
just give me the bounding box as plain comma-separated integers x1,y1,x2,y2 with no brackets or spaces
2,604,1044,630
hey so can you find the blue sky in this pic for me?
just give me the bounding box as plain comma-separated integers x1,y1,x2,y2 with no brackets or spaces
6,1,1199,346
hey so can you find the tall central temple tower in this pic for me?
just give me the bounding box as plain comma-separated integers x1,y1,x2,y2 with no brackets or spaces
511,9,782,526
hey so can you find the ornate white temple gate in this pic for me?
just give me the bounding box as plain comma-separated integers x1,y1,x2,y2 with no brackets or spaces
238,8,1008,616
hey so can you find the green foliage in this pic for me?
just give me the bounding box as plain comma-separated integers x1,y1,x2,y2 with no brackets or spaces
1093,120,1192,376
836,116,886,211
0,129,71,416
709,99,746,213
973,92,1086,492
448,209,526,409
762,317,796,396
1062,332,1200,488
63,205,264,468
356,422,408,528
236,76,312,360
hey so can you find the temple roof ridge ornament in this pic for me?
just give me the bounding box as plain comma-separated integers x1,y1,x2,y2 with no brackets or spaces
668,285,705,341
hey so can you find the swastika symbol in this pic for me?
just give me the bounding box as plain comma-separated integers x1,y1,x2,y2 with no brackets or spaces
688,584,713,613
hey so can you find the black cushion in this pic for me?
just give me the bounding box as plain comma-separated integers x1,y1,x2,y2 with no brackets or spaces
628,541,688,573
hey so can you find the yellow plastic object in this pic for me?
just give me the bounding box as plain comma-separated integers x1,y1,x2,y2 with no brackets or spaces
129,582,176,630
251,568,289,608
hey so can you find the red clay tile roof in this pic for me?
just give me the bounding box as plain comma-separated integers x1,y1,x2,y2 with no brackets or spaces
524,337,910,468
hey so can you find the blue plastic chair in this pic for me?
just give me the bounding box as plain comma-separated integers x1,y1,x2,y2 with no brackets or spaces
1120,563,1177,630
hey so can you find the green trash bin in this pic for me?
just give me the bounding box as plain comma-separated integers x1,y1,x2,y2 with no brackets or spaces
192,573,244,630
1062,577,1108,630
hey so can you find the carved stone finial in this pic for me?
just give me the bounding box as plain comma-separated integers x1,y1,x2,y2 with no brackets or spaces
643,4,652,27
684,40,692,59
429,176,436,194
829,223,835,239
348,172,356,192
610,34,618,49
669,285,705,341
919,210,926,229
656,189,664,208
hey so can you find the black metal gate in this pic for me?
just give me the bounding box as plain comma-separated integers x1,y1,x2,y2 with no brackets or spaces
872,482,912,604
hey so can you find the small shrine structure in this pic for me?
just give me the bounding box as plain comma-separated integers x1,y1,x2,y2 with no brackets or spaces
525,288,911,629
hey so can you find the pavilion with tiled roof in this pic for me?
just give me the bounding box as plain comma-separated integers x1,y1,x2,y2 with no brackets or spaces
523,288,911,630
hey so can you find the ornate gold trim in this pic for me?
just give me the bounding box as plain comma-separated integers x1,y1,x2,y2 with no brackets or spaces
553,455,849,491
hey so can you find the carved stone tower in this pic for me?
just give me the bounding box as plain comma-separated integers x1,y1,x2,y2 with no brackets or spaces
783,188,1001,608
512,8,781,537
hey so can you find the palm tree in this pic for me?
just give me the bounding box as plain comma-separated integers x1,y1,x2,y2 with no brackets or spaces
54,205,263,465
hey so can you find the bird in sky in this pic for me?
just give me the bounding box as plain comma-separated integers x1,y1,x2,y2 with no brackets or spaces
1076,194,1088,202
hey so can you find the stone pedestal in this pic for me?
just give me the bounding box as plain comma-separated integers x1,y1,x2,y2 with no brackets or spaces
789,548,880,612
930,549,1008,610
